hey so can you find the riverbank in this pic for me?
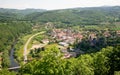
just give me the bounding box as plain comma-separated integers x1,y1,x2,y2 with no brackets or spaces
9,40,19,68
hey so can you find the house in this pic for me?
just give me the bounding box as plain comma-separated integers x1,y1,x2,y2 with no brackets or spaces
60,49,68,53
51,28,83,46
62,52,77,59
103,31,111,37
62,53,71,59
89,33,97,40
41,39,49,44
59,42,69,47
31,44,46,50
116,30,120,36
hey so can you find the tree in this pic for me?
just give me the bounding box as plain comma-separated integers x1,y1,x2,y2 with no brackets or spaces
75,54,94,75
93,52,109,75
1,49,10,68
0,69,16,75
20,46,64,75
106,46,120,75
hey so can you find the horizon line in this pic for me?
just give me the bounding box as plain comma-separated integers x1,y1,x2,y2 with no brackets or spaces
0,5,120,10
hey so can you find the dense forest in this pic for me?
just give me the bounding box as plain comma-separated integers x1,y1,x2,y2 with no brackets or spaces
0,22,32,68
0,6,120,75
25,6,120,25
0,22,32,52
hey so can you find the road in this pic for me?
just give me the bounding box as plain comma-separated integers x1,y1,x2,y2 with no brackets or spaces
23,31,45,63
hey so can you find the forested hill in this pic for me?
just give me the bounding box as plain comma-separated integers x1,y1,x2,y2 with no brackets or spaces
0,12,18,22
0,8,46,15
0,8,47,22
24,6,120,25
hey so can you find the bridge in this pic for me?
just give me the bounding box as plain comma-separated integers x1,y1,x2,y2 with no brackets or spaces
8,66,21,70
0,66,21,71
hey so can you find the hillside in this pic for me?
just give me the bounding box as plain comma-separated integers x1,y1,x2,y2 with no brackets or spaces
0,8,47,15
25,6,120,25
0,8,47,22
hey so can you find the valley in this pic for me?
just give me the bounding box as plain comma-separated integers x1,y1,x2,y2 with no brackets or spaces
0,6,120,75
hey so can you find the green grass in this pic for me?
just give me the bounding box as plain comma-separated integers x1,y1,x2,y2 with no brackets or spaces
32,40,41,44
45,43,59,49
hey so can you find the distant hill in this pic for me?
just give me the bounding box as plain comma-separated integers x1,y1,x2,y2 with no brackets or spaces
0,6,120,25
0,8,47,22
19,9,47,15
0,12,16,22
0,8,47,15
24,6,120,25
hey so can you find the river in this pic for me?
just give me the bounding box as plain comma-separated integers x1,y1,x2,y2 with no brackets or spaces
9,41,19,68
9,32,45,68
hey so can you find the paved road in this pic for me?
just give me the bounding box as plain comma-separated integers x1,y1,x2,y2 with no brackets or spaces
23,31,45,63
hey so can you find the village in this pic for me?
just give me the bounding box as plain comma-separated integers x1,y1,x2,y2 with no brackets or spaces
29,28,85,59
29,26,120,59
51,28,84,58
0,27,120,70
0,29,120,66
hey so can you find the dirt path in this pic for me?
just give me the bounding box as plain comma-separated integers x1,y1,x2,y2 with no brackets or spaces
23,31,45,63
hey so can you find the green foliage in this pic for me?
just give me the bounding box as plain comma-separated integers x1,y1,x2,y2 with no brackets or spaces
75,55,94,75
104,46,120,75
20,46,120,75
0,21,32,52
20,46,63,75
25,6,120,25
115,71,120,75
1,49,10,68
0,12,18,22
0,69,16,75
0,21,32,69
93,52,109,75
0,8,46,21
34,35,44,42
